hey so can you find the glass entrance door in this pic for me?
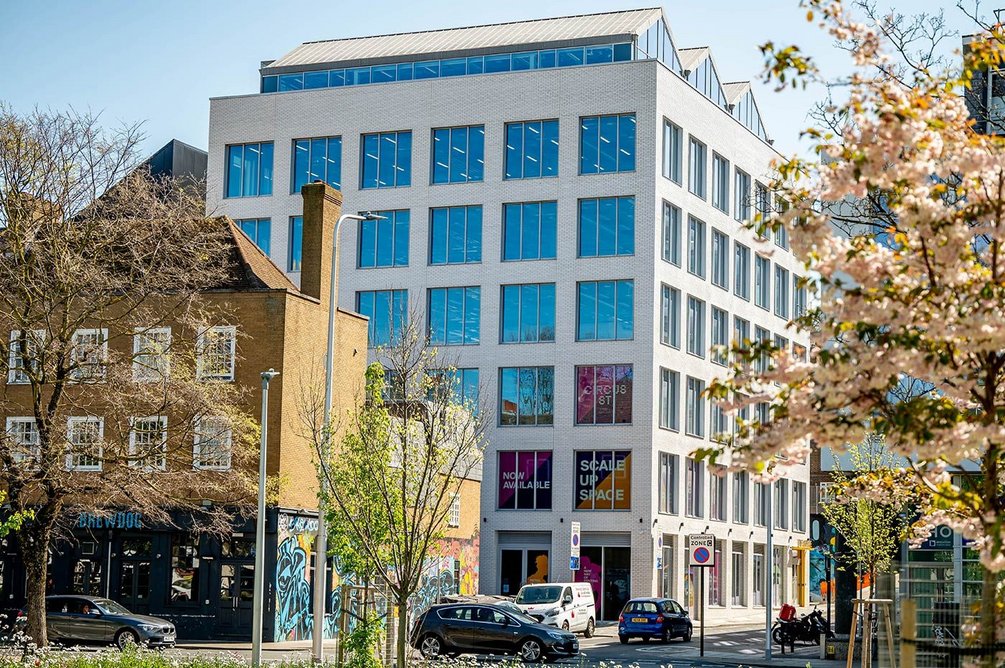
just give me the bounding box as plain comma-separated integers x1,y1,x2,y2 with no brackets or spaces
575,545,631,621
216,537,256,636
499,548,550,596
116,537,152,613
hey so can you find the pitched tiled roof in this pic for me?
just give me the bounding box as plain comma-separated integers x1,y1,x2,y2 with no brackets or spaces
215,218,299,292
265,7,662,71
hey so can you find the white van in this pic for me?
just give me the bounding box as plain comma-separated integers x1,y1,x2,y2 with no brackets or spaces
514,582,596,636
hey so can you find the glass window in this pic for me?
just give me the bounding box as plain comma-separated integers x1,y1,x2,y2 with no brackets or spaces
731,545,747,606
734,316,750,352
756,183,771,229
734,242,751,300
686,296,705,358
577,280,634,341
711,401,729,442
356,289,408,347
427,367,480,409
774,479,789,529
427,286,480,345
793,482,807,532
235,218,271,257
659,452,679,514
733,471,750,524
360,130,412,189
685,377,705,438
709,466,727,521
578,196,634,257
574,450,631,510
660,284,681,348
66,416,103,471
132,327,171,383
292,137,341,193
431,125,485,184
774,265,791,319
685,457,703,517
70,328,108,383
499,366,554,426
585,45,614,64
711,229,729,290
129,416,167,471
430,205,481,265
658,368,679,431
712,153,730,213
502,201,557,261
687,216,706,278
576,365,633,425
358,209,409,268
196,326,236,382
734,169,752,222
504,120,559,179
754,482,769,526
794,277,808,318
6,417,40,464
688,137,706,199
662,201,681,266
500,283,556,343
711,307,728,366
169,535,200,604
663,119,683,184
580,113,636,174
288,216,303,272
8,329,45,384
498,451,553,510
754,255,771,310
225,142,273,198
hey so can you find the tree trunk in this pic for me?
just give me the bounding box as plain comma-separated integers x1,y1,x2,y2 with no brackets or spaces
396,596,408,668
20,524,51,647
979,558,997,668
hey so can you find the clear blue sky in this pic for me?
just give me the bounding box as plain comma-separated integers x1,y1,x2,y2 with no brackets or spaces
0,0,974,160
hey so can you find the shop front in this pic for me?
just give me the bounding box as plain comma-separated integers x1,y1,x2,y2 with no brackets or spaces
574,533,631,621
497,532,551,596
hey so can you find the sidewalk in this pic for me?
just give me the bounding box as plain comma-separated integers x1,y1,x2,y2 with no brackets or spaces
696,652,841,667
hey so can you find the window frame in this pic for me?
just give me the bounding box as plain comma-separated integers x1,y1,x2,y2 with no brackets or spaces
225,141,274,199
687,216,706,278
429,205,483,265
662,201,682,266
498,366,555,427
577,196,635,258
503,119,559,180
754,254,771,310
359,130,413,189
660,284,681,349
662,119,683,184
7,329,45,385
70,328,109,383
291,136,342,193
688,136,707,199
500,283,556,344
658,367,680,432
579,113,637,175
132,326,172,383
430,125,486,185
66,416,104,472
733,242,751,300
5,416,40,465
574,364,634,426
427,286,480,346
711,153,730,214
196,325,237,382
193,416,233,471
686,295,706,359
711,228,729,290
685,376,706,438
501,200,558,261
128,415,168,472
576,279,635,342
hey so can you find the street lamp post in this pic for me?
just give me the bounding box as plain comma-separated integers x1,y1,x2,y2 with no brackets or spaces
765,482,774,661
252,368,280,668
312,210,385,663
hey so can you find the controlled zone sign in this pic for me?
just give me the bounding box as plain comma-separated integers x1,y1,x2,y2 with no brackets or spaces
687,534,715,567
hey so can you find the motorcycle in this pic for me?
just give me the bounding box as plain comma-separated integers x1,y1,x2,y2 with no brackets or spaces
772,606,833,646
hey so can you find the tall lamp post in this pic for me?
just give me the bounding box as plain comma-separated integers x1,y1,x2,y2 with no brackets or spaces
252,368,280,668
765,481,774,661
312,209,385,663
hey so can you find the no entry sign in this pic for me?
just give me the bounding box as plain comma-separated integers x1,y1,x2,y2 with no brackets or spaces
687,534,716,567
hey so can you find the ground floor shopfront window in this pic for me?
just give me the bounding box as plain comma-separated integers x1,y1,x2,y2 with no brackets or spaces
575,545,630,621
499,548,550,595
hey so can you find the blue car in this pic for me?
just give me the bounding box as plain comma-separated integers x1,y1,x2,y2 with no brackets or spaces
618,598,692,644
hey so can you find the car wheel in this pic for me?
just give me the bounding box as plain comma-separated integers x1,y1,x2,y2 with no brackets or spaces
561,620,570,631
115,629,140,650
420,634,443,659
682,625,693,643
519,638,543,662
619,634,629,645
661,628,672,643
584,618,596,638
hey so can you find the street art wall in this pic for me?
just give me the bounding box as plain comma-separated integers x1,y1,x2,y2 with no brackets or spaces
407,533,480,621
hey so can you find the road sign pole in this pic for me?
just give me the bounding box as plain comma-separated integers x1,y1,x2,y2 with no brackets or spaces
700,566,705,657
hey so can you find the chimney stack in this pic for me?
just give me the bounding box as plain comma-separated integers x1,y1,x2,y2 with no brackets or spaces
299,182,343,305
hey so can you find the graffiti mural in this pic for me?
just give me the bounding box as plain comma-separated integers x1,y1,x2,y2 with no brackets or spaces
408,533,480,621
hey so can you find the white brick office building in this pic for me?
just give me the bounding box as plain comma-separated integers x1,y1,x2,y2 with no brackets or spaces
206,7,811,623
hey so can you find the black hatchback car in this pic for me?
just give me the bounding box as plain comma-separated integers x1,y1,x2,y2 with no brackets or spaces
29,596,176,649
618,597,692,643
410,603,579,662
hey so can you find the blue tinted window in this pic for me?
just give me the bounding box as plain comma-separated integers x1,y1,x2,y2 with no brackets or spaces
236,218,271,257
304,71,328,89
329,70,346,87
585,46,614,64
358,209,409,268
499,367,554,426
430,368,480,409
500,283,556,343
466,57,484,74
371,65,396,83
278,74,303,91
557,47,584,67
430,206,482,265
431,126,485,184
578,196,634,257
428,286,480,345
396,63,413,81
512,52,537,70
225,142,273,198
613,43,632,61
356,290,408,348
580,113,636,174
485,54,511,73
292,136,342,193
539,50,556,68
288,216,303,272
577,280,634,341
360,131,412,189
502,201,557,261
261,76,278,93
504,120,558,180
441,58,466,77
415,61,439,79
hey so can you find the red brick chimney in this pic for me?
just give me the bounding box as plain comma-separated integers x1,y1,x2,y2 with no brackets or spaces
299,183,343,305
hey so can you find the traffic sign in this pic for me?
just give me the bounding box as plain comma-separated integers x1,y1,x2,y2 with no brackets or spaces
687,534,716,567
570,521,581,558
569,556,580,571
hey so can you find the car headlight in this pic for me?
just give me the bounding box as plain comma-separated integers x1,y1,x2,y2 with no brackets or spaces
546,631,566,641
545,608,560,617
138,624,161,632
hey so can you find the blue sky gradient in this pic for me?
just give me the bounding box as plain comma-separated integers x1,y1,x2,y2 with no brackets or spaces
1,1,971,160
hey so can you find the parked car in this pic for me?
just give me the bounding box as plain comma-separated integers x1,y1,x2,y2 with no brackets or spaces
25,595,176,649
410,603,579,662
514,582,596,637
618,597,692,644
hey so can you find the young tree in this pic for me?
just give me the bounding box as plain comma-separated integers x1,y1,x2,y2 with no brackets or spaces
0,104,257,645
821,435,911,597
302,312,484,668
707,1,1005,659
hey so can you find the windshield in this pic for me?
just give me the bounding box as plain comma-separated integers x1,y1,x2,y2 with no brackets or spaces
516,586,563,605
94,599,131,615
495,604,539,625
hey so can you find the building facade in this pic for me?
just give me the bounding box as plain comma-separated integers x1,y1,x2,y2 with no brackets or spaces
206,7,811,623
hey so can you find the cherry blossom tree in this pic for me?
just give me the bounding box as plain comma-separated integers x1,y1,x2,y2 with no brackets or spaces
707,0,1005,658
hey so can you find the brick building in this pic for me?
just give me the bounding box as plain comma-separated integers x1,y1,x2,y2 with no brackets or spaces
0,184,369,641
